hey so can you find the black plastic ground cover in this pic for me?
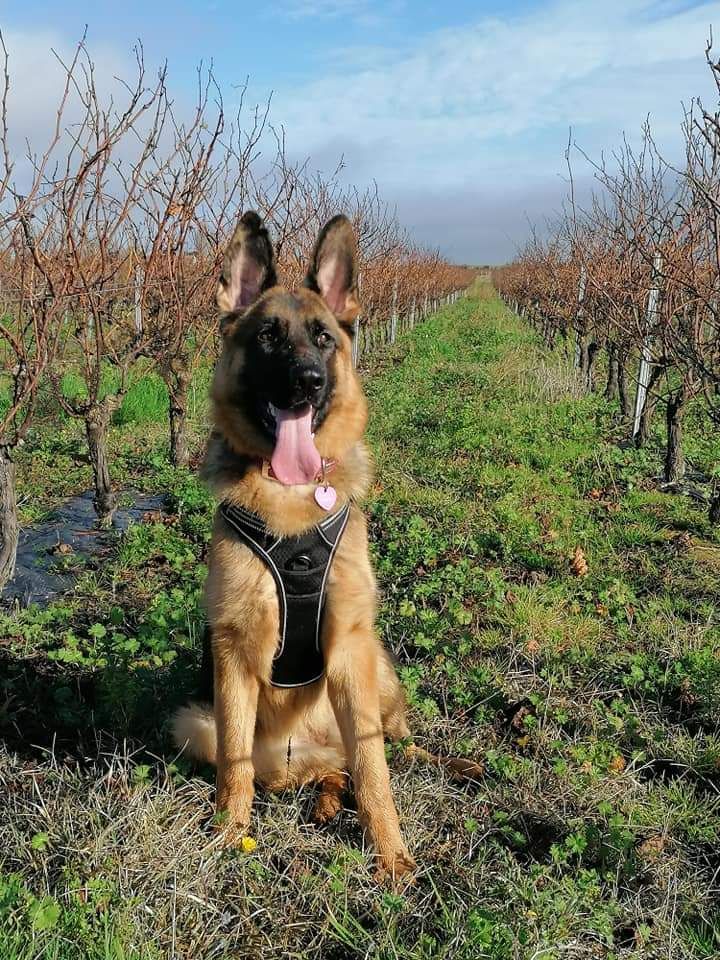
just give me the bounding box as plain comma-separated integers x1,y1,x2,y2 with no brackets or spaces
2,490,166,607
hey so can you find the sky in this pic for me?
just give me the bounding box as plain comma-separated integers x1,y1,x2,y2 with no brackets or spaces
1,0,717,263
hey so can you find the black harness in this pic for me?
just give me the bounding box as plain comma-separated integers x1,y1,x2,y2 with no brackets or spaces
219,500,350,688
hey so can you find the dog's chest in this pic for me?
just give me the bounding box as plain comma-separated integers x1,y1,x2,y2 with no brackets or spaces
219,501,350,687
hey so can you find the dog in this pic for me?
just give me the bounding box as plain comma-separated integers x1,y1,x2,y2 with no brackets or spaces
173,211,418,879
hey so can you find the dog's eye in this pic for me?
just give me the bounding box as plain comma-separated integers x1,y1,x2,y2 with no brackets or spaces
316,329,334,348
257,326,277,345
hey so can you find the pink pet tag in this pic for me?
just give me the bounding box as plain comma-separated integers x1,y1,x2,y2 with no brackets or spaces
314,484,337,511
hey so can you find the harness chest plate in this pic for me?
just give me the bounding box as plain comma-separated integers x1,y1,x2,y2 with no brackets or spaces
219,500,350,687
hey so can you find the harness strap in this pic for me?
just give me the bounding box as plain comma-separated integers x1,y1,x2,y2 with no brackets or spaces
219,500,350,687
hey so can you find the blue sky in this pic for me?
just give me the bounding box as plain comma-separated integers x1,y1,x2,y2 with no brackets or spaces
2,0,717,262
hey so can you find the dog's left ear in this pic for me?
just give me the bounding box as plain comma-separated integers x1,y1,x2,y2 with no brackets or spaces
305,215,360,330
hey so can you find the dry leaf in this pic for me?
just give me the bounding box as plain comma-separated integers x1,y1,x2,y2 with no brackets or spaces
511,706,532,730
679,677,698,708
637,835,666,860
672,532,692,553
571,546,589,577
49,542,74,556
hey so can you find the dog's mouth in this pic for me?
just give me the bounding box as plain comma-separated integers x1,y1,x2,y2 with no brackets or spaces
260,402,323,486
259,401,321,438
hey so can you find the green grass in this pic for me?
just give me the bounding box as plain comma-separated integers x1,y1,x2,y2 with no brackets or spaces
45,363,212,429
1,288,719,958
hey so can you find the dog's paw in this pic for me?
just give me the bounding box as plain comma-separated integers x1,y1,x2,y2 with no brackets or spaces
313,790,344,824
214,818,255,850
373,849,417,888
445,756,485,782
213,794,253,847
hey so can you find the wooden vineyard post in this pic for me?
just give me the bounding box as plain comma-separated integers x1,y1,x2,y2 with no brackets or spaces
632,253,662,439
352,271,363,367
574,265,587,370
389,280,398,344
134,265,143,338
352,317,360,366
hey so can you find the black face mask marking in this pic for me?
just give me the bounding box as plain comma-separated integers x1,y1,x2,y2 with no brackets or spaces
233,313,338,442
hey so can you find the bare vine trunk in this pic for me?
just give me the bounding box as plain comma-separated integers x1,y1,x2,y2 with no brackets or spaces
663,378,693,484
635,365,664,448
710,491,720,526
85,407,116,523
586,341,600,391
169,374,190,468
578,334,590,378
617,351,632,417
0,446,19,590
605,342,619,400
543,320,555,349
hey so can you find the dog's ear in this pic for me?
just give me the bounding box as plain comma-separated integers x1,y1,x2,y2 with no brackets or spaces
305,215,360,330
217,211,277,319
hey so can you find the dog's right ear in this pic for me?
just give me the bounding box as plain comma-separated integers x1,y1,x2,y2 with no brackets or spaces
216,211,277,322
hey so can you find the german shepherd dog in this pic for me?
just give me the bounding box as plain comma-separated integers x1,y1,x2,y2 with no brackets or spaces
173,212,417,879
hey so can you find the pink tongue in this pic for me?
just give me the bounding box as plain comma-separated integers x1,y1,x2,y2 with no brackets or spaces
271,405,322,486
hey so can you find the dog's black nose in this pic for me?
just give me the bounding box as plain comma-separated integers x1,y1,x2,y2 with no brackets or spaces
296,367,324,397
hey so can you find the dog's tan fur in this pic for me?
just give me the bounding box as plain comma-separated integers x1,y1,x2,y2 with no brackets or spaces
173,213,415,878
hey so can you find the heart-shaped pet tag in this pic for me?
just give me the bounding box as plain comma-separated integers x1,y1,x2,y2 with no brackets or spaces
314,484,337,511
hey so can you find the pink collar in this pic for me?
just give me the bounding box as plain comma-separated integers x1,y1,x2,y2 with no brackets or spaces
260,457,338,485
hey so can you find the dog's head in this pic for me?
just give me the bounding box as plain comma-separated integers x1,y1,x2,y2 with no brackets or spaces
211,212,367,483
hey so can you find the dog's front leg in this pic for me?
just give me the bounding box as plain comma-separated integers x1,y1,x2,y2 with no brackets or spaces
213,633,259,837
326,638,415,881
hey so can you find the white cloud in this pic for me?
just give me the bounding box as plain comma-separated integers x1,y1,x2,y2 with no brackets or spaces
3,2,717,261
2,29,133,149
0,28,154,196
269,0,717,192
